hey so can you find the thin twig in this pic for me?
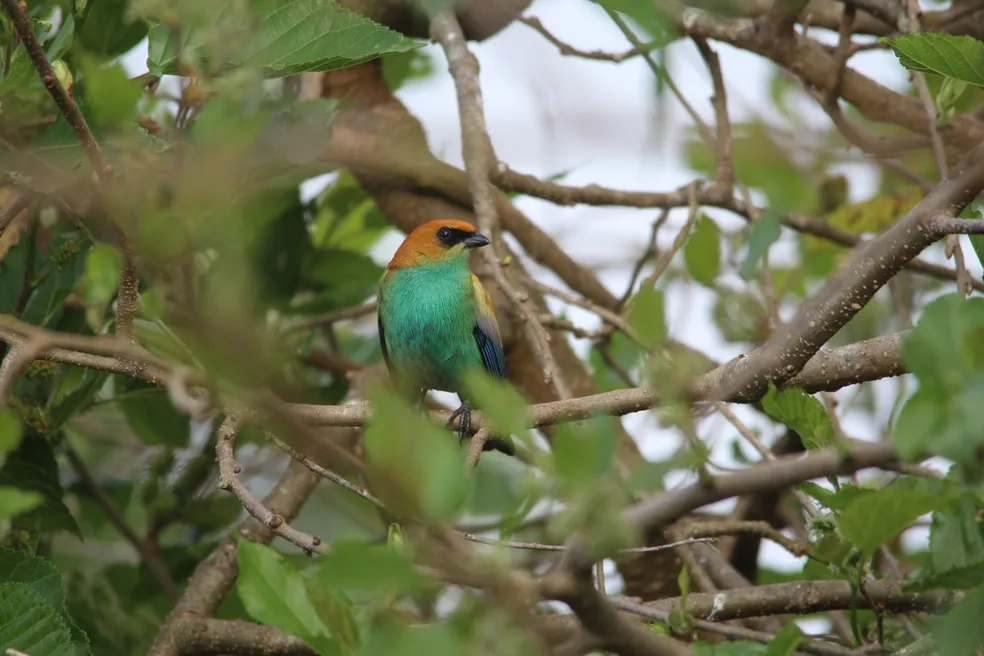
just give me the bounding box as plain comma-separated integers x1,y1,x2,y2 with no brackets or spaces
692,38,734,191
215,416,327,555
462,534,716,553
430,11,571,400
640,183,700,288
65,445,180,603
519,15,655,62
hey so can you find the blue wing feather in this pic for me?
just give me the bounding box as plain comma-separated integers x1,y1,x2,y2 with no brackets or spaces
474,317,506,380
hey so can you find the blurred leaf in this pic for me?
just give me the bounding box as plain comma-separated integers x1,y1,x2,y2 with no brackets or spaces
466,454,528,517
0,409,24,457
380,49,434,90
825,189,922,234
693,641,766,655
361,622,467,656
78,60,142,128
624,286,665,350
895,294,984,463
0,438,80,537
552,418,616,487
462,370,528,440
49,369,110,432
760,384,833,450
315,540,427,595
114,377,190,446
0,583,77,656
931,583,984,655
75,0,149,57
798,482,870,511
81,243,122,306
364,388,469,522
313,172,391,254
712,288,769,344
147,0,421,77
306,586,360,652
0,46,37,94
884,33,984,86
839,478,950,555
684,214,721,287
911,497,984,590
765,622,802,656
294,248,384,315
740,212,782,281
237,540,338,655
588,332,642,392
0,487,43,519
256,99,337,166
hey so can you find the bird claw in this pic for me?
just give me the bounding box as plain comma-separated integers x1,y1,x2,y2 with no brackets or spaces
446,404,471,446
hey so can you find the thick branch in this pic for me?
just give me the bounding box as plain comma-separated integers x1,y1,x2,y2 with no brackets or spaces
166,615,317,656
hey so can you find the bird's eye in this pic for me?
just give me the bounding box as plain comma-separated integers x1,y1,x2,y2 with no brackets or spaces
438,227,452,241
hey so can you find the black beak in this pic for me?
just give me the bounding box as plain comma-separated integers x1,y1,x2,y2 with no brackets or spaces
463,233,491,249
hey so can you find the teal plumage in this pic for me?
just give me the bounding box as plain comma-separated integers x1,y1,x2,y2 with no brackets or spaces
378,219,512,455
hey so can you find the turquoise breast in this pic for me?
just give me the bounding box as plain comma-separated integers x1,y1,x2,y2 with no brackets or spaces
379,260,484,394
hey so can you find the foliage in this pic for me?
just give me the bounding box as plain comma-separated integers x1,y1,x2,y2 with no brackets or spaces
0,0,982,655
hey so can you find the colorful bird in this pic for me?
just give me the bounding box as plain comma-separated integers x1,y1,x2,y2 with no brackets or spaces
377,219,514,455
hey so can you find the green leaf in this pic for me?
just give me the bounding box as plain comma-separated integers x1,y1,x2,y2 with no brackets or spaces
78,59,142,129
884,33,984,86
838,478,951,556
740,212,782,281
551,418,617,486
684,214,722,287
766,622,802,656
798,482,870,511
0,438,80,537
75,0,149,57
894,294,984,463
0,487,43,519
590,0,679,44
462,370,528,441
931,583,984,656
315,540,427,595
0,547,89,656
81,243,122,306
693,641,767,655
49,369,110,432
0,583,76,656
624,286,666,350
364,388,469,522
237,540,337,655
911,497,984,590
0,46,37,94
361,622,468,656
0,410,24,458
306,586,360,653
46,14,75,61
147,0,422,78
760,384,834,450
114,377,190,447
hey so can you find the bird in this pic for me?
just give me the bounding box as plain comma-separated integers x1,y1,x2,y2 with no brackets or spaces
377,219,515,456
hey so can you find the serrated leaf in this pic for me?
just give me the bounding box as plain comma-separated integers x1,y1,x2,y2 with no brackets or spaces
839,478,950,555
237,540,337,655
684,214,721,287
911,497,984,590
147,0,422,77
624,286,666,350
740,212,782,281
798,482,870,510
760,384,834,450
0,583,76,656
885,33,984,86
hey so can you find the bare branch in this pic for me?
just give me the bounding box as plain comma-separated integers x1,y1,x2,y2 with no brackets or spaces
519,15,654,62
166,616,318,656
927,216,984,234
215,416,326,555
430,11,571,400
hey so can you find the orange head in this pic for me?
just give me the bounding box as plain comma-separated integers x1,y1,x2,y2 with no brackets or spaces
386,219,491,270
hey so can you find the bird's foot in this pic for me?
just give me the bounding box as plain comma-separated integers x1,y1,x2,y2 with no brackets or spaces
446,403,471,445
